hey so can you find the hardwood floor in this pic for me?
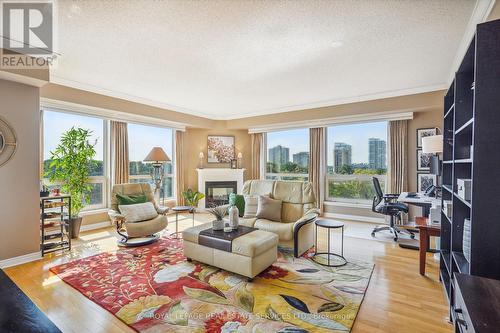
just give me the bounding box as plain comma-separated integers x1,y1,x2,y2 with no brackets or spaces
4,214,452,333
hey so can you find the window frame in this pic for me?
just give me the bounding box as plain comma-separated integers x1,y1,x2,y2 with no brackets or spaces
324,121,388,205
40,107,177,212
263,129,310,182
127,124,176,202
41,108,109,211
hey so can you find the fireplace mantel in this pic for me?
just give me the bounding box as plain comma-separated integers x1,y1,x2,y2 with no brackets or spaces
197,168,245,208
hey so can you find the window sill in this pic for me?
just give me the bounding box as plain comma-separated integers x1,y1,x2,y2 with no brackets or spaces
323,201,372,209
80,208,109,216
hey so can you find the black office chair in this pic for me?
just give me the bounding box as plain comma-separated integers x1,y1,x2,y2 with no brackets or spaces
371,177,413,241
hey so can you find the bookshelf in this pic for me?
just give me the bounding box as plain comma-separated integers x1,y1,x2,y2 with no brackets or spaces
440,18,500,324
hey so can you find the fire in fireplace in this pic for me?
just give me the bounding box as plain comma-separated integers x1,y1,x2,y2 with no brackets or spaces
205,181,237,208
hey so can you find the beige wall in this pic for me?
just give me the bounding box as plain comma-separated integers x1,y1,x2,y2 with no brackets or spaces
41,83,218,129
0,79,41,261
226,91,444,129
488,1,500,21
182,128,252,192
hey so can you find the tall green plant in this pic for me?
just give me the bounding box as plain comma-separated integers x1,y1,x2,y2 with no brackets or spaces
46,127,97,217
182,188,205,207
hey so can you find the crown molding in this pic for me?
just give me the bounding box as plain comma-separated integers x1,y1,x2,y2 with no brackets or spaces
447,0,496,85
248,110,415,133
225,84,446,120
41,98,187,131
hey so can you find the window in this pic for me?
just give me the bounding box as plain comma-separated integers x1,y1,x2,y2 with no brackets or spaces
128,124,174,201
42,110,107,210
326,121,388,204
265,128,309,181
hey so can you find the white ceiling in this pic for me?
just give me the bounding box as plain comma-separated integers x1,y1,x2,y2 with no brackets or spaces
51,0,480,120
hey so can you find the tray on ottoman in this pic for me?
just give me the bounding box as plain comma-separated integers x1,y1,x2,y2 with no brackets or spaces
198,226,257,252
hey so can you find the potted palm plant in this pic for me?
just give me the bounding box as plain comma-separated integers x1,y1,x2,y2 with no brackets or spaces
182,188,205,210
46,127,97,239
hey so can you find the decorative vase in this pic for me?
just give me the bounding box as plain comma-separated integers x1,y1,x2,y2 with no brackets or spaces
212,219,224,231
229,205,239,230
223,219,232,233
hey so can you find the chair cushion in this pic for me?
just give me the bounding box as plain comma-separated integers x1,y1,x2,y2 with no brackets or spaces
254,219,294,241
243,195,258,218
256,196,282,222
119,202,158,222
116,193,148,206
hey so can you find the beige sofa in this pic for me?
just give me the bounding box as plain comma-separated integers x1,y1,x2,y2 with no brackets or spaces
239,180,319,257
108,183,169,246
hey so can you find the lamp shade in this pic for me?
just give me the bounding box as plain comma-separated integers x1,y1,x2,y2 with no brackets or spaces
422,135,443,154
237,152,243,159
144,147,171,162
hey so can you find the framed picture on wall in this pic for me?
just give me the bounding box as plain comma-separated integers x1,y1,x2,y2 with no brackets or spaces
417,149,433,171
416,128,437,148
207,135,235,163
417,173,436,192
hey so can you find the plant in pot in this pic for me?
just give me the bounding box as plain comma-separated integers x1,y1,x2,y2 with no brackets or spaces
207,206,227,231
182,188,205,211
46,127,97,239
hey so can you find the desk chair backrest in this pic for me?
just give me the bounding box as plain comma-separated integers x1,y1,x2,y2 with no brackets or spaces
372,177,384,212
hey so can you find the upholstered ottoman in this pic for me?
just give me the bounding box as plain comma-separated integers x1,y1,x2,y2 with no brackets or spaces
182,223,278,279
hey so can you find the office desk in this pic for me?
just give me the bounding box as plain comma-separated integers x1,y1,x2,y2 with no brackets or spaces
397,192,440,217
416,223,441,275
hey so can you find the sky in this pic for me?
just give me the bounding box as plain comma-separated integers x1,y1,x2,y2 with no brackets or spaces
43,111,173,161
266,121,387,164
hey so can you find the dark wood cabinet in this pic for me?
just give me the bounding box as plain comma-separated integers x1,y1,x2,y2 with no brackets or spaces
440,18,500,325
453,274,500,333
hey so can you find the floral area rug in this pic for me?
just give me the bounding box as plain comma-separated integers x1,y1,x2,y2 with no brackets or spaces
50,237,373,332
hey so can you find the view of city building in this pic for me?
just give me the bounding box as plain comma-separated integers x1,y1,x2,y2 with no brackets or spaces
368,138,387,169
268,145,290,168
334,142,352,172
293,152,309,168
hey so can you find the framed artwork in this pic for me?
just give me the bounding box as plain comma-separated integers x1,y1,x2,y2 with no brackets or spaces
416,128,437,148
417,173,436,192
207,135,235,163
417,149,433,171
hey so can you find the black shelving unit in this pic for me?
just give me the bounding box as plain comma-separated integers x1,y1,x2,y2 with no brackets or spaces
40,195,72,256
440,18,500,325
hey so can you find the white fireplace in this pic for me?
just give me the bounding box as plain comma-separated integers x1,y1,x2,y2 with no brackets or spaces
197,168,245,208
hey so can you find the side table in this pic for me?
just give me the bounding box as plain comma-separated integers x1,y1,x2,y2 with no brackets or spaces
171,206,195,239
313,219,347,267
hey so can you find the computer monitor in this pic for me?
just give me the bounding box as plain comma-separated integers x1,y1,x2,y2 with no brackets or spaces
430,155,441,175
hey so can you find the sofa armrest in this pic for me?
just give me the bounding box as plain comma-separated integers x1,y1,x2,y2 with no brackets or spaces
108,209,126,223
304,208,320,216
292,213,318,257
157,206,169,215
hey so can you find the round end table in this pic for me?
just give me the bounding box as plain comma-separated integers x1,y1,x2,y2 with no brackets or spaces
313,219,347,267
171,206,195,238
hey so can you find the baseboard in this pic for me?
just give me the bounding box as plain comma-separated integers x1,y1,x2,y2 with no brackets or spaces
323,212,386,224
0,252,42,269
80,221,112,232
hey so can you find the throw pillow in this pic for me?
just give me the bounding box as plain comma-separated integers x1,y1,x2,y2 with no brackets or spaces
243,195,258,218
116,193,148,206
118,202,158,222
256,195,282,222
229,193,245,217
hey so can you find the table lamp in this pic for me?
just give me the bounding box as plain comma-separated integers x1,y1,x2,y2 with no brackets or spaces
144,147,171,197
422,134,443,197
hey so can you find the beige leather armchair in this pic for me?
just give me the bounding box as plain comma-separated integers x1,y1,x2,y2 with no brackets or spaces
108,183,169,246
241,180,320,257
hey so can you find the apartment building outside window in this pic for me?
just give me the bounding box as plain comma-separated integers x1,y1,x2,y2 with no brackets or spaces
265,128,309,181
326,121,388,204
